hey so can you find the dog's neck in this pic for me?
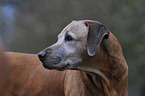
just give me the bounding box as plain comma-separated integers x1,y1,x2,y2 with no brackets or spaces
64,70,112,96
80,71,110,96
98,33,128,96
102,33,128,96
77,33,128,96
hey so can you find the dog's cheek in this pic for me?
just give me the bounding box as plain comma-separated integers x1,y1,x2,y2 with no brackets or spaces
62,42,83,65
63,43,75,55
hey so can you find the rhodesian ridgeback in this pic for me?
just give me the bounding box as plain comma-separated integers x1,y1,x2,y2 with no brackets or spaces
5,20,128,96
38,20,128,96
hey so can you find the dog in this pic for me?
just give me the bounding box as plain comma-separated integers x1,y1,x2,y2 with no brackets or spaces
5,20,128,96
38,20,128,96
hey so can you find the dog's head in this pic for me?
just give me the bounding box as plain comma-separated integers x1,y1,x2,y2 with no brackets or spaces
38,20,110,71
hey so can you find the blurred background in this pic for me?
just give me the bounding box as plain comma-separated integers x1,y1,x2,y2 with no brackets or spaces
0,0,145,96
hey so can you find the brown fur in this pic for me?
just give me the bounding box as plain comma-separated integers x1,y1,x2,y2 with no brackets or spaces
5,52,65,96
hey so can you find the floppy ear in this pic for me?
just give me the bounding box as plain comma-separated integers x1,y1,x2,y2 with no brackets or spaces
86,22,110,56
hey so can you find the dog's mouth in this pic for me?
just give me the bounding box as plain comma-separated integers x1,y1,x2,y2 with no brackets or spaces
56,63,70,71
42,62,70,71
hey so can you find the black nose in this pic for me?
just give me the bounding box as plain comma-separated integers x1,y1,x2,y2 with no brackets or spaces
38,51,46,61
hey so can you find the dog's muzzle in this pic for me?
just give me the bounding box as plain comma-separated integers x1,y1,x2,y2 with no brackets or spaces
38,50,63,70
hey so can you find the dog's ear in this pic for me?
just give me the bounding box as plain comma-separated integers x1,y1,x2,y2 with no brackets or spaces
86,22,110,56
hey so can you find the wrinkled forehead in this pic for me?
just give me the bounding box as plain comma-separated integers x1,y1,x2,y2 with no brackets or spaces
58,20,88,38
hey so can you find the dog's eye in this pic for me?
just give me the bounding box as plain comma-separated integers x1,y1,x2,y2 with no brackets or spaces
65,35,73,41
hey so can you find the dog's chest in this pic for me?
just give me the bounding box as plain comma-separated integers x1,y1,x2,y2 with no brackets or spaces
64,71,85,96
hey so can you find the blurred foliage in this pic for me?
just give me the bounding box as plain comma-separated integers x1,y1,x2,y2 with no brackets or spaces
0,0,145,96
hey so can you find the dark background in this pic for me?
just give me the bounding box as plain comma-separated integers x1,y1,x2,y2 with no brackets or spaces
0,0,145,96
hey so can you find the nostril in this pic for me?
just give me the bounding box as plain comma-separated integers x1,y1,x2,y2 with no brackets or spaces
38,51,46,60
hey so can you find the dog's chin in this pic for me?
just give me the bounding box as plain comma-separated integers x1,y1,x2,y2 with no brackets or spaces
41,62,71,71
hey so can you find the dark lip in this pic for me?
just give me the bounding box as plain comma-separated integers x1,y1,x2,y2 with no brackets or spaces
56,64,70,71
41,62,70,71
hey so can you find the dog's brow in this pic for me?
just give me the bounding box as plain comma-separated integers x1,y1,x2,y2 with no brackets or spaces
58,22,73,39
